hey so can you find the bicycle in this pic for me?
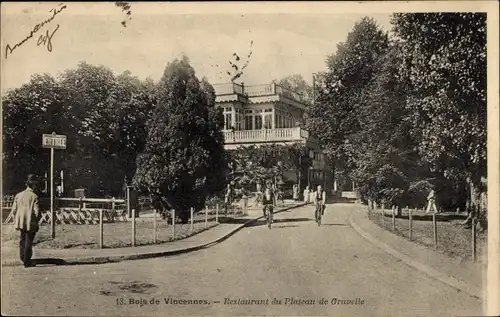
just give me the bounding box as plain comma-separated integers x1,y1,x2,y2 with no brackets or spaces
314,203,323,226
263,203,273,229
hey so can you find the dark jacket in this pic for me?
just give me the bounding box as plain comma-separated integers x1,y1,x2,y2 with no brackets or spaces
262,188,275,205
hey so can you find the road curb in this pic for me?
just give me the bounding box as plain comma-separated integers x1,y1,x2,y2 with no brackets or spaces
348,210,482,300
3,203,306,268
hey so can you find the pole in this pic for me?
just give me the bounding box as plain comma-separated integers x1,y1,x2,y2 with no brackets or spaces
409,207,413,241
472,217,477,262
190,207,194,234
433,211,438,247
172,210,176,240
78,197,83,224
131,209,136,247
392,206,396,231
381,203,385,227
153,208,157,244
60,170,64,196
50,147,55,239
216,204,219,224
99,209,103,249
205,206,208,228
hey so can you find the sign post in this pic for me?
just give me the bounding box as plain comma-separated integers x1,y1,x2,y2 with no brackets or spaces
42,132,67,239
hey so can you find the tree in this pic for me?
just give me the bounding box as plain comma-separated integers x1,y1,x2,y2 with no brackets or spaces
3,73,70,192
132,56,228,223
351,40,435,213
229,143,312,192
307,17,389,187
391,13,487,224
58,62,155,196
275,74,314,104
3,62,156,197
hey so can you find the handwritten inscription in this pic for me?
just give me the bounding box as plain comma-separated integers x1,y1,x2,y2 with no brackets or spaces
37,24,60,52
5,3,67,59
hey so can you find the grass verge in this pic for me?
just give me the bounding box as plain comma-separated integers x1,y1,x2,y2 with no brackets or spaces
367,210,487,264
2,220,219,249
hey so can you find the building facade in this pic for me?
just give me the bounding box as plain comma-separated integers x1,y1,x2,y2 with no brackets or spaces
213,82,330,189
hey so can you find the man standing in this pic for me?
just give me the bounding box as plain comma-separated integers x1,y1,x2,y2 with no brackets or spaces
12,174,40,267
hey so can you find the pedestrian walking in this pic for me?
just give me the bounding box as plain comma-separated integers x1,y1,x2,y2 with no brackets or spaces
13,174,41,268
292,184,299,201
309,187,316,205
303,185,310,204
425,189,438,214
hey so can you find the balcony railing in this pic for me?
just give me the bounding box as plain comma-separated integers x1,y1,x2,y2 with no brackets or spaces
213,82,244,96
245,84,275,96
224,127,306,144
214,82,306,103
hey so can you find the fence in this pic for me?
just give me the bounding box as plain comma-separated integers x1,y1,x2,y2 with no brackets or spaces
3,197,127,225
366,201,486,263
2,196,249,250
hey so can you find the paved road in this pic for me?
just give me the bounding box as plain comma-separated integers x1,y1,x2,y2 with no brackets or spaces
2,204,481,316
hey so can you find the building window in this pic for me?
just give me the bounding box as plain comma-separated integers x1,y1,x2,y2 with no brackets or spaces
264,113,272,129
223,106,233,130
255,109,263,129
254,116,262,129
235,108,242,130
225,113,232,130
244,109,253,130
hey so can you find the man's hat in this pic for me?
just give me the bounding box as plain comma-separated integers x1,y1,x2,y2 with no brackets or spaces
26,174,39,187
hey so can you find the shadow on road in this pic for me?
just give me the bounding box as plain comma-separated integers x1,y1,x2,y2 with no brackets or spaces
31,258,67,267
320,223,349,227
246,217,311,228
272,225,300,229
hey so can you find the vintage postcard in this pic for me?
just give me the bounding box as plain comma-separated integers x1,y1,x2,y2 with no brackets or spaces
1,1,499,316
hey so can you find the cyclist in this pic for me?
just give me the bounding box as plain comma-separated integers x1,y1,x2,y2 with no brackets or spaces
262,181,275,222
314,185,326,223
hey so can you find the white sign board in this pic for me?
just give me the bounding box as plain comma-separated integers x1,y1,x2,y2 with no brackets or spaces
42,134,67,149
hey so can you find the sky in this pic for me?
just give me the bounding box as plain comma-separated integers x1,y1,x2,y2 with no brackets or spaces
0,2,405,93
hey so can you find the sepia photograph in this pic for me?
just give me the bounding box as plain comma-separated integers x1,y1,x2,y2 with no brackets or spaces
1,1,499,316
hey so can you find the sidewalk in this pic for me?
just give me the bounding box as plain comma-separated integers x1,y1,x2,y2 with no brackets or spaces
349,207,485,300
2,202,305,267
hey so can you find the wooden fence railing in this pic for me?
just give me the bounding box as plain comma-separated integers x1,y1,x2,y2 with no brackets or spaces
2,197,127,224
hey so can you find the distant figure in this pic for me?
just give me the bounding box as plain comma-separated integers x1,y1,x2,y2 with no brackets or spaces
56,185,63,197
314,184,327,215
292,184,299,201
262,181,275,219
425,189,438,214
12,174,41,268
303,186,310,204
309,188,316,205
